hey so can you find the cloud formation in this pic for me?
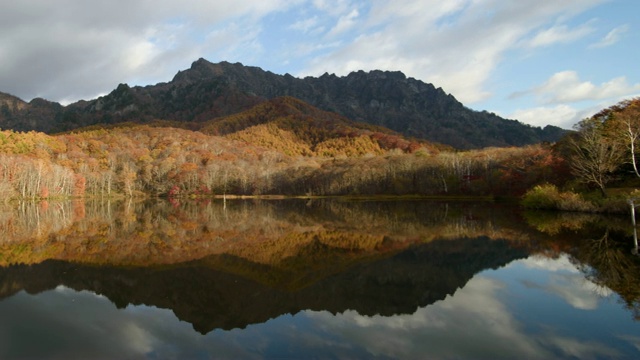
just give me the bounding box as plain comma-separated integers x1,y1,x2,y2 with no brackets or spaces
0,0,295,102
508,70,640,128
589,24,630,49
524,23,595,48
533,71,640,104
0,0,636,130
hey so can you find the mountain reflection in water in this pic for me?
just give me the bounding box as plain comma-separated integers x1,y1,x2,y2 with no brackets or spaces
0,235,527,333
0,199,638,358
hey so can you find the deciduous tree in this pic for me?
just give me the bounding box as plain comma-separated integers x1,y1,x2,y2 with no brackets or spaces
602,99,640,177
569,117,624,197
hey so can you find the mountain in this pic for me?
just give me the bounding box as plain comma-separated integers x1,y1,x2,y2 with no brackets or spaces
0,59,566,149
1,92,63,131
174,59,566,149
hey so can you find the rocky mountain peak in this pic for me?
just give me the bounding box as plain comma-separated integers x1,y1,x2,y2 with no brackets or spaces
0,59,567,149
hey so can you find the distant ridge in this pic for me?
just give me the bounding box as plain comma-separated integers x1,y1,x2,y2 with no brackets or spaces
0,58,566,149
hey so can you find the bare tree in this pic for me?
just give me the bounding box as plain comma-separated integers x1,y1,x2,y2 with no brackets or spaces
569,117,624,197
609,100,640,177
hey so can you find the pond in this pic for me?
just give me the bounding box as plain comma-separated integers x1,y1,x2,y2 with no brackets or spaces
0,199,638,359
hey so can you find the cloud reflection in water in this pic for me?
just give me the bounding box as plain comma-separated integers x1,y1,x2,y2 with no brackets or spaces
0,256,635,359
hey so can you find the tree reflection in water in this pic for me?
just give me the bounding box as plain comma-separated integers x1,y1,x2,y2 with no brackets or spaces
523,208,640,321
0,198,638,331
575,229,640,320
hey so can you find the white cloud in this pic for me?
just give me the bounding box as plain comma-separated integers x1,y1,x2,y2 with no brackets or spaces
589,24,630,49
544,337,620,359
121,321,156,354
516,70,640,105
509,104,584,129
524,22,594,48
509,93,640,130
326,9,360,38
618,335,640,352
520,254,580,273
289,16,320,33
202,21,265,63
312,0,354,17
516,255,613,310
545,273,609,310
507,69,640,128
288,41,342,59
306,276,546,359
365,0,467,27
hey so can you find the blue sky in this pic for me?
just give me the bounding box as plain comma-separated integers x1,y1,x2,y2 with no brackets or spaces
1,0,638,129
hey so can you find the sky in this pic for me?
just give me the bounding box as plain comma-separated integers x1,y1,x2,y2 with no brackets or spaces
1,0,638,130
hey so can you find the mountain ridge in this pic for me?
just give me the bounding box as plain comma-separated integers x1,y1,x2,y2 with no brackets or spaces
0,58,566,149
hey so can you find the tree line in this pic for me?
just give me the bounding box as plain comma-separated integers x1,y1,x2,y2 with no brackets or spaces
0,122,573,201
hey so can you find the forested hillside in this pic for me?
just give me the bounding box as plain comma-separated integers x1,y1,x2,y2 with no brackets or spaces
0,123,568,200
199,97,433,156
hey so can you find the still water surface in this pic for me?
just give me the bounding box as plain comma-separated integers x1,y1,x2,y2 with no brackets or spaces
0,199,638,359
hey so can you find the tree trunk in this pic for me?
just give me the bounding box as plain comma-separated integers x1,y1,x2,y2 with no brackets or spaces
599,184,608,198
630,134,640,177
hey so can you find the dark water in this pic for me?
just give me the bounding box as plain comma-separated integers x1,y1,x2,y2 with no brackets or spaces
0,199,638,359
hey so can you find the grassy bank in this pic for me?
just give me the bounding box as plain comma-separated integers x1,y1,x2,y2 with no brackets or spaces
521,184,635,214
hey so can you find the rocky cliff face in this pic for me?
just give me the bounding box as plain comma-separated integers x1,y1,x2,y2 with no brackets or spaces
167,60,567,148
166,59,566,148
0,92,28,112
0,59,566,149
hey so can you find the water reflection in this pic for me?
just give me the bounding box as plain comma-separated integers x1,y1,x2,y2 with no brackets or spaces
302,254,637,360
0,235,528,333
522,209,640,321
0,199,639,358
576,230,640,320
1,256,637,359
